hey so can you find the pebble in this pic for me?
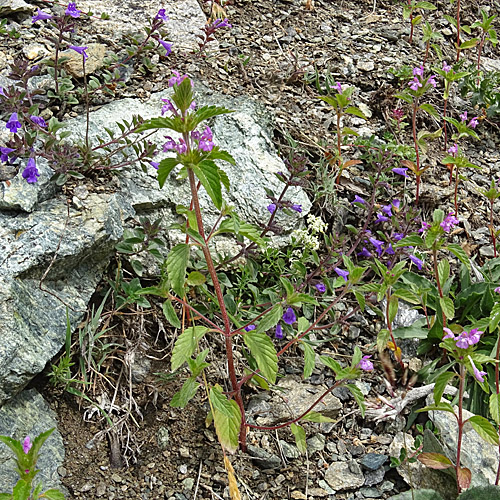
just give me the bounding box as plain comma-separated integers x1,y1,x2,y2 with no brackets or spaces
179,464,188,474
364,467,386,487
96,483,106,497
110,473,122,483
306,434,325,455
279,440,301,459
360,453,388,471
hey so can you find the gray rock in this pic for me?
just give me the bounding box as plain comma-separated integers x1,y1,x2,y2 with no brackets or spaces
247,444,281,469
61,43,107,78
360,453,387,471
324,460,364,491
279,440,300,459
360,487,383,498
0,389,65,493
0,0,31,15
364,467,386,486
306,433,325,455
247,376,341,426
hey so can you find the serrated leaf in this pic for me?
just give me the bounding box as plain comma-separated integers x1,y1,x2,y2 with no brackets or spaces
157,158,179,188
417,452,453,469
392,288,420,304
393,235,424,248
439,297,455,320
354,291,366,310
0,494,11,500
191,105,234,129
489,303,500,332
170,377,200,408
459,38,480,50
193,161,222,209
162,300,181,328
171,326,209,371
243,330,278,384
419,103,439,118
447,243,471,271
12,480,30,500
167,243,189,297
346,383,366,417
217,217,264,245
187,271,206,286
467,415,499,445
344,106,367,119
254,304,283,335
433,371,455,405
415,1,437,9
206,146,236,165
302,342,315,379
377,328,391,353
490,393,500,426
297,317,309,334
290,423,307,454
134,116,178,133
388,295,398,325
40,490,66,500
209,385,241,453
301,411,334,423
438,260,450,286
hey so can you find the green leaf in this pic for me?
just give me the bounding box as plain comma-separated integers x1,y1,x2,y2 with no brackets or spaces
439,297,455,320
40,490,66,500
490,393,500,426
254,304,283,335
417,452,453,469
419,103,439,118
167,243,189,297
433,371,455,405
209,385,241,453
301,411,334,423
243,330,278,384
12,480,30,500
354,291,366,311
393,235,424,248
489,302,500,332
171,326,209,371
206,146,236,165
171,77,194,113
388,295,398,325
302,342,315,379
170,377,200,408
377,328,391,353
187,271,206,286
392,288,420,304
459,38,480,50
217,217,264,245
417,402,456,415
191,105,234,129
157,158,180,188
447,243,471,272
415,1,437,9
193,161,222,209
134,116,179,133
0,494,12,500
438,260,450,287
290,423,307,454
467,415,499,445
344,106,367,119
297,317,309,335
346,383,366,417
162,300,181,329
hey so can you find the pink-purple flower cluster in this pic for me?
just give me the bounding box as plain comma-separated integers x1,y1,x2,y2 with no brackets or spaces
440,212,459,233
408,64,437,91
443,327,482,349
357,355,374,371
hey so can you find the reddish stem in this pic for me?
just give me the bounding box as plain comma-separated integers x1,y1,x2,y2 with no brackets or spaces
495,330,500,485
456,0,461,62
412,98,421,204
455,365,465,495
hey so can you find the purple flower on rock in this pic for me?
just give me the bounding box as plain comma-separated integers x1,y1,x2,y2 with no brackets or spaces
469,356,487,383
427,75,437,88
155,9,169,21
175,139,187,154
409,254,423,270
357,355,374,371
352,195,366,205
68,45,88,61
244,324,256,332
369,237,385,256
22,436,32,454
161,99,176,115
440,213,459,233
32,8,53,23
6,112,21,133
315,283,326,293
267,203,276,214
468,117,479,129
393,232,404,241
392,199,400,211
1,147,15,162
392,167,408,177
212,18,232,29
282,307,296,325
460,111,468,122
198,126,213,152
357,247,372,258
375,213,388,224
163,136,177,152
168,70,188,87
381,204,392,216
30,115,47,127
65,2,81,18
22,158,40,183
158,40,172,56
150,161,159,169
386,243,395,255
335,82,342,93
275,323,283,339
413,65,424,77
409,77,422,91
291,204,302,213
443,61,451,73
334,267,349,282
448,143,458,155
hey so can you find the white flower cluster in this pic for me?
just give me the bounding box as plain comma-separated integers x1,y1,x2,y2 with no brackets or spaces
291,214,327,253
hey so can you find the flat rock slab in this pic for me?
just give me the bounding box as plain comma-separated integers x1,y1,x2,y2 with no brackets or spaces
324,460,364,491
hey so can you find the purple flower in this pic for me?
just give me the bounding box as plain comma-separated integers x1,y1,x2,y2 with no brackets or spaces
68,45,88,61
158,40,172,56
375,213,388,224
386,243,395,255
32,8,53,23
357,247,372,258
393,232,404,241
409,77,422,91
275,323,283,339
357,355,374,371
427,75,437,88
282,307,296,325
1,147,15,162
440,212,459,232
6,112,21,133
455,333,470,349
443,61,451,73
168,70,188,87
65,2,81,18
201,126,213,141
291,204,302,213
352,195,366,205
22,436,32,454
22,158,40,183
212,18,232,29
495,286,500,294
161,99,176,116
315,283,326,293
175,138,187,154
335,82,342,93
369,237,385,256
459,111,468,122
409,254,423,270
198,138,213,152
392,199,400,211
413,65,424,77
30,115,47,127
419,220,431,233
334,267,349,282
150,161,159,169
469,356,487,383
443,327,455,340
448,143,458,155
467,329,482,345
155,9,169,21
163,136,177,152
392,167,408,177
267,203,276,214
244,324,256,332
468,117,479,129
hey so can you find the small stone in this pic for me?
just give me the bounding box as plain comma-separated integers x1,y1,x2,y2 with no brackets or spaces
358,60,375,72
318,479,336,495
179,464,188,474
96,484,106,497
279,440,301,459
179,446,190,458
61,43,107,78
307,434,325,455
364,467,386,486
247,444,281,469
360,453,388,471
80,483,93,492
23,44,49,60
157,427,170,449
110,473,122,483
291,491,307,499
182,478,194,491
360,486,383,498
57,466,67,478
324,460,364,491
